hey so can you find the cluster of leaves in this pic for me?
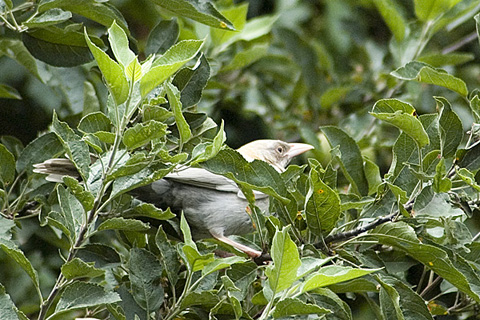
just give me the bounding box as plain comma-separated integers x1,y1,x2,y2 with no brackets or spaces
1,0,480,319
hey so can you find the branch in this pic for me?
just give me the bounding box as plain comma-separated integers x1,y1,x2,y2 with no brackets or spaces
317,200,414,247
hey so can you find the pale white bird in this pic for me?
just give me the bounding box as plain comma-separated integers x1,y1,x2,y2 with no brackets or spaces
34,139,314,258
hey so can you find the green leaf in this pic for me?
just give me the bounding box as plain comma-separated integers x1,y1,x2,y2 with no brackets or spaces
54,282,120,313
226,262,258,301
110,162,173,198
84,30,129,105
97,217,150,232
39,0,129,31
217,15,277,52
22,27,96,67
311,288,353,320
364,157,382,194
127,203,176,220
328,277,379,293
108,20,135,68
210,3,248,46
83,81,101,115
0,84,21,100
78,111,112,134
202,256,247,276
418,52,474,67
414,186,462,217
179,291,219,309
146,19,179,56
155,226,181,286
57,184,84,242
52,112,90,180
140,39,204,97
173,54,211,107
272,298,331,318
432,158,452,193
151,0,234,30
122,120,168,150
378,275,434,320
220,276,243,318
305,166,341,236
0,284,26,320
201,148,289,202
0,239,40,292
265,226,301,293
191,121,225,164
386,182,408,204
391,61,468,96
61,258,105,280
378,276,405,320
414,0,461,22
221,43,269,72
17,132,63,173
76,243,121,268
321,126,369,196
436,97,462,158
63,176,95,211
301,266,380,293
125,56,142,82
371,222,480,303
107,153,149,180
142,105,173,122
388,132,419,194
128,248,164,312
0,216,15,241
166,82,192,148
319,86,352,109
371,99,430,148
0,39,41,80
457,168,480,191
22,8,72,28
0,144,15,184
457,142,480,172
180,214,215,272
372,0,407,41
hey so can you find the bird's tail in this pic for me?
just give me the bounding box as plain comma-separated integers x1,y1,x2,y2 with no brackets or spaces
33,158,79,182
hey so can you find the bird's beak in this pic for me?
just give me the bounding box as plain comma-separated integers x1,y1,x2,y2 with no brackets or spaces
286,143,314,159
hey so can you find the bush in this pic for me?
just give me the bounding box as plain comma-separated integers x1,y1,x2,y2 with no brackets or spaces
1,0,480,319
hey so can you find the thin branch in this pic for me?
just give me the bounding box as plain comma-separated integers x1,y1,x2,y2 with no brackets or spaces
318,200,413,246
420,274,443,298
442,32,478,55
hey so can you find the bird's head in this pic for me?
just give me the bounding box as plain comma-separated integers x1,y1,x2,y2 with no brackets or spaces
237,139,314,172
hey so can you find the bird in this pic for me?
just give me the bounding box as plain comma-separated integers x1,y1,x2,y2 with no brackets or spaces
34,139,314,258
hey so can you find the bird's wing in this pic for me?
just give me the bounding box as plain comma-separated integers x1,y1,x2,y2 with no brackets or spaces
165,167,269,199
165,167,239,192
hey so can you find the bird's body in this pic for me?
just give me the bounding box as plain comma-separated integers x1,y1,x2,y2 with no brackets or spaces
134,177,267,238
34,139,313,257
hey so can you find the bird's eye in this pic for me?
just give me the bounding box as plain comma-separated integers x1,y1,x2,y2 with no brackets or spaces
276,146,284,154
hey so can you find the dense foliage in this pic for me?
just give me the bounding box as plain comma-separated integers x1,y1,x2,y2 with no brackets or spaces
1,0,480,319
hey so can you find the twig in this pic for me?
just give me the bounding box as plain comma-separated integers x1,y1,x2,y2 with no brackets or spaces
442,32,478,55
318,200,414,246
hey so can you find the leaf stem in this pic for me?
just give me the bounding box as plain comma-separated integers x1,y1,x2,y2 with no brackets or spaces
164,267,194,320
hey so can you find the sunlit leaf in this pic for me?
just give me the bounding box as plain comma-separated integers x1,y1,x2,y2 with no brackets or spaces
371,99,429,148
151,0,234,30
301,266,380,293
84,30,129,104
265,226,301,293
305,166,341,236
391,61,468,96
140,40,204,97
